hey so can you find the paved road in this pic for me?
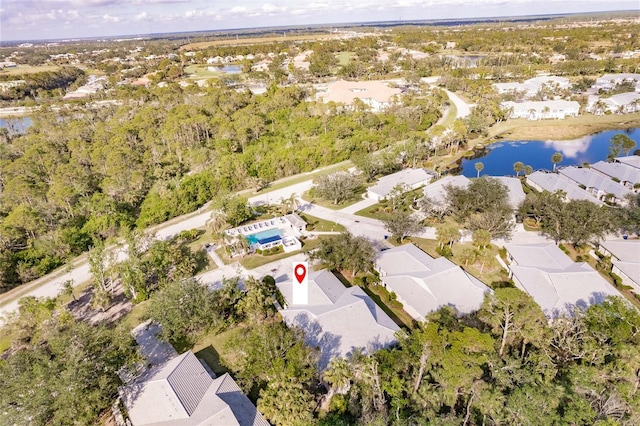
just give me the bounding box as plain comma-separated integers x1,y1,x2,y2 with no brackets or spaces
249,180,314,206
420,76,473,121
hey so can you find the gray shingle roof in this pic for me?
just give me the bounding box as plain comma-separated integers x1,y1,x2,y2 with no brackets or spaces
375,244,491,321
422,175,470,205
558,167,632,199
505,243,622,317
277,270,399,370
368,168,435,198
526,171,604,205
616,155,640,170
591,161,640,186
120,352,269,426
489,176,526,209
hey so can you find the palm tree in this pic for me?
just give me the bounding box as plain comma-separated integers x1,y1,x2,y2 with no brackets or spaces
551,152,563,171
475,162,484,178
524,165,533,175
279,193,299,215
323,358,352,395
513,161,525,177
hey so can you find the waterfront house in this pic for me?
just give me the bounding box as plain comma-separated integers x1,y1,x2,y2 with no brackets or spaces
501,100,580,120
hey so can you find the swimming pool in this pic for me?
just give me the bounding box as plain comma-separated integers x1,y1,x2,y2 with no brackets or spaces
247,229,283,245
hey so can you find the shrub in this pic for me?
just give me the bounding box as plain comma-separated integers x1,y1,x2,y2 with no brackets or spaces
436,245,453,258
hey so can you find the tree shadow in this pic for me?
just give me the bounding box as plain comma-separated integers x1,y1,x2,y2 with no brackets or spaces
195,344,231,377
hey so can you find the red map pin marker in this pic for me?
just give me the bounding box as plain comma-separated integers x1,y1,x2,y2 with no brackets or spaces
294,264,307,284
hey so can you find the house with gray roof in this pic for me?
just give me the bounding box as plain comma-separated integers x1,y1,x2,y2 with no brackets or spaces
120,351,269,426
594,73,640,91
596,239,640,293
493,76,570,99
277,269,399,370
504,243,622,317
558,166,633,205
374,244,491,321
421,175,471,205
526,171,604,205
616,155,640,170
367,168,436,201
489,176,526,210
591,160,640,190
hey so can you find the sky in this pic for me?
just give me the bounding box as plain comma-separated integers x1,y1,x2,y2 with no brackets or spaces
1,0,638,41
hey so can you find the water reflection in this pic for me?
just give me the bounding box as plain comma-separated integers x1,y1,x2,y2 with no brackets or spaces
461,128,640,177
542,135,594,159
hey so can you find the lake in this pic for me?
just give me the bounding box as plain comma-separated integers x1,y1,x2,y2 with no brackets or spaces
0,116,32,134
460,128,640,177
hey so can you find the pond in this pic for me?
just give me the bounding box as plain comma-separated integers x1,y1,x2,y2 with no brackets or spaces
460,128,640,177
0,116,32,134
443,55,486,67
212,65,242,74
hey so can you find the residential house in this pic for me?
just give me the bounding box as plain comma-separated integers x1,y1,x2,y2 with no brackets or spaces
493,76,570,99
314,80,402,112
616,155,640,170
526,171,604,205
596,239,640,293
374,244,491,321
504,243,621,317
587,92,640,115
421,175,471,205
367,168,436,201
277,269,399,370
591,160,640,190
594,73,640,91
120,351,269,426
489,176,526,210
502,100,580,120
558,166,633,205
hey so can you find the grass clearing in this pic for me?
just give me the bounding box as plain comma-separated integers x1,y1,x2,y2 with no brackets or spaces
487,112,640,141
181,33,339,50
120,300,152,330
363,284,416,329
0,65,60,76
439,100,458,127
249,161,352,197
301,190,363,210
184,64,227,78
335,52,355,66
407,237,510,287
192,325,245,375
298,213,346,233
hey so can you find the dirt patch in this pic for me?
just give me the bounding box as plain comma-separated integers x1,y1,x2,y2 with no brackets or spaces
67,282,133,325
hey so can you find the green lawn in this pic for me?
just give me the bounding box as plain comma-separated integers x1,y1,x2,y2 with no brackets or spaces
192,326,245,375
184,64,228,78
335,52,355,66
297,213,346,232
363,284,416,329
440,99,459,128
301,190,363,210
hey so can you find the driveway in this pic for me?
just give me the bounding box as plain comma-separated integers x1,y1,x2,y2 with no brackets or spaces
339,197,378,215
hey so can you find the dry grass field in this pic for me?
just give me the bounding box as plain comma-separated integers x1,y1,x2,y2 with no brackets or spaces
180,33,340,50
487,112,640,141
0,64,60,76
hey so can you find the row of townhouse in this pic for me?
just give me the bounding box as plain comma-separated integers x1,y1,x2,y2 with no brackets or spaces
526,156,640,206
